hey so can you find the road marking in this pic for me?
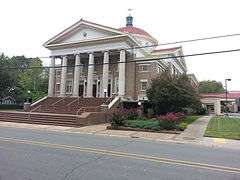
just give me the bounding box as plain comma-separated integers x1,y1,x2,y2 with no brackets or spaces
0,136,239,174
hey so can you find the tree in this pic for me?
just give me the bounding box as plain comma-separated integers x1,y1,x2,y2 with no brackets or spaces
18,58,48,101
198,80,225,93
0,53,48,102
147,70,201,115
0,53,15,97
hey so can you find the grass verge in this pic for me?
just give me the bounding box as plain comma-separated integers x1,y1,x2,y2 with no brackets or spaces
204,116,240,140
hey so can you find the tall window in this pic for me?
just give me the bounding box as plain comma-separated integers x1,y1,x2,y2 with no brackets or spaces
139,64,150,72
140,80,148,91
55,83,60,92
66,80,73,93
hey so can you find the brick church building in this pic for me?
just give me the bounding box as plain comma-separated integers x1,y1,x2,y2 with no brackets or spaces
44,15,187,101
0,15,194,127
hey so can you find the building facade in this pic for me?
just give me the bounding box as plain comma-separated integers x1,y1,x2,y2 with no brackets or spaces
200,92,240,115
44,15,188,100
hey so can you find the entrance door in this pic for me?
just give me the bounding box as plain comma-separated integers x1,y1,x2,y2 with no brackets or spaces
93,84,97,97
79,84,84,97
108,84,111,97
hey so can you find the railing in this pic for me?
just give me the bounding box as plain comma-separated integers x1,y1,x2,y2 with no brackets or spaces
30,96,47,108
76,106,101,115
51,97,66,106
104,94,116,105
30,105,42,113
67,97,80,111
77,107,85,115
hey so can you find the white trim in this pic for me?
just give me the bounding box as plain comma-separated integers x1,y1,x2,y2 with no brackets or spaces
108,96,120,109
43,19,127,46
30,96,47,107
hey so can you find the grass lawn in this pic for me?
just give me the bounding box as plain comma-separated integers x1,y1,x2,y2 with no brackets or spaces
124,115,201,131
181,115,201,124
204,116,240,140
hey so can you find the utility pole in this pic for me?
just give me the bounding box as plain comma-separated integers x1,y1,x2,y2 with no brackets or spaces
225,78,231,115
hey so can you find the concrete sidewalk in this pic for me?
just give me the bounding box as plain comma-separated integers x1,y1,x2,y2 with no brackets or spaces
175,116,212,142
0,118,239,150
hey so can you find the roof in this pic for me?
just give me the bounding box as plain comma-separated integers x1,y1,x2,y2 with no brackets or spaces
1,96,16,101
44,19,126,46
118,26,153,38
152,47,181,54
200,92,240,99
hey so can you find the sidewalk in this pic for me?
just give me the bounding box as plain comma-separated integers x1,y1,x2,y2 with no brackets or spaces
0,118,239,150
175,116,212,142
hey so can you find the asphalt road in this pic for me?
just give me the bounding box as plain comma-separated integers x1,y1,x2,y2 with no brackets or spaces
0,126,239,180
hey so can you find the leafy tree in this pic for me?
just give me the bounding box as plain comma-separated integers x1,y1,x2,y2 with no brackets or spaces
0,53,48,102
18,58,48,101
147,70,201,115
0,53,14,97
198,80,225,93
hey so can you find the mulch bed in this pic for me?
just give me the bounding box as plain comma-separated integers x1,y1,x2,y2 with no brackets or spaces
106,126,181,134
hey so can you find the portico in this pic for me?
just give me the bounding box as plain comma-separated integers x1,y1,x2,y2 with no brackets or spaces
48,50,127,98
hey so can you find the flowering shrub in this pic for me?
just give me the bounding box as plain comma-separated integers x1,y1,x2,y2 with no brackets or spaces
157,112,180,130
107,108,140,127
175,112,186,121
106,108,127,127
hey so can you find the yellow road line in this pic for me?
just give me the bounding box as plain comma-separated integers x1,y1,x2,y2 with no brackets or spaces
0,136,239,174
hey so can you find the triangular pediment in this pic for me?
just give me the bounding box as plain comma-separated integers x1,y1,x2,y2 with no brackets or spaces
44,19,126,46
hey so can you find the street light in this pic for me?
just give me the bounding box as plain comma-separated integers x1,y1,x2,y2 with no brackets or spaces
27,90,31,103
225,78,231,115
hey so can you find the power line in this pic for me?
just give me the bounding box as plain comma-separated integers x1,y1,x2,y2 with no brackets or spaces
1,48,240,71
37,32,240,59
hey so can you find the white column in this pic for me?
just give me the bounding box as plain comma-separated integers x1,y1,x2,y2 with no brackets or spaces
60,56,67,97
48,57,55,97
214,100,221,115
118,50,126,96
73,54,81,97
86,53,94,97
102,51,109,97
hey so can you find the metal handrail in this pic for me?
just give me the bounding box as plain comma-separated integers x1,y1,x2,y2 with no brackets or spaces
51,97,65,106
77,107,85,115
67,97,80,108
76,106,101,115
30,105,42,112
104,94,116,105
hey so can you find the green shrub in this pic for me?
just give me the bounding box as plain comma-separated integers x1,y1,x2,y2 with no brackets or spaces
125,119,159,130
177,122,188,131
107,109,126,127
147,108,155,118
126,109,139,120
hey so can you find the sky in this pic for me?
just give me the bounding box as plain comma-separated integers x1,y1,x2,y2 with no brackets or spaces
0,0,240,90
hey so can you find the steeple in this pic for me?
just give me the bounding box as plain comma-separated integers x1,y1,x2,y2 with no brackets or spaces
126,8,133,27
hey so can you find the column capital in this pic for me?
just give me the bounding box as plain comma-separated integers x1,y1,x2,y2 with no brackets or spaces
88,51,94,55
61,55,68,59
